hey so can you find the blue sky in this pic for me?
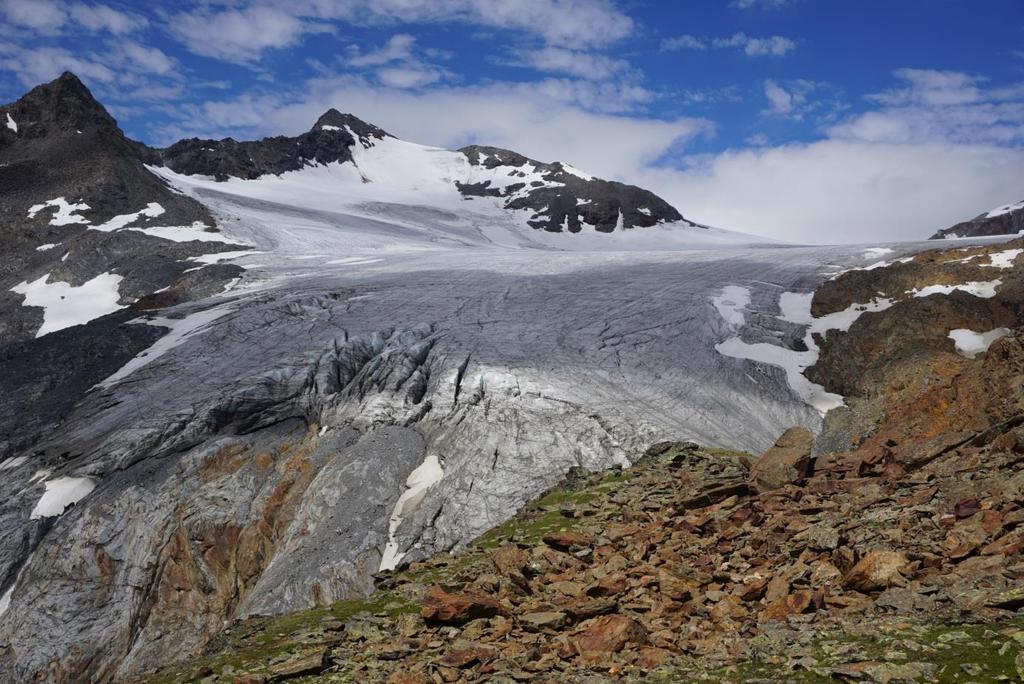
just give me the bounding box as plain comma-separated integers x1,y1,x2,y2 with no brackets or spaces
1,0,1023,243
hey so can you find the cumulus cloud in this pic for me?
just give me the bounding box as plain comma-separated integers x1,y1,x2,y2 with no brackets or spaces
646,140,1024,244
662,32,797,57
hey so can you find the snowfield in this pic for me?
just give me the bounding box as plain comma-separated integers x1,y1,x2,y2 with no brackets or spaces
11,272,124,336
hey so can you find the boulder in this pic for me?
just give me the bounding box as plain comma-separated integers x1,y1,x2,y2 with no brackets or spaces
421,585,499,625
749,427,814,492
573,615,648,653
844,551,910,593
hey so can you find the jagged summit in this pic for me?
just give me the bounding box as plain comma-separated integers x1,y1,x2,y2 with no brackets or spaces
1,71,118,139
312,108,390,140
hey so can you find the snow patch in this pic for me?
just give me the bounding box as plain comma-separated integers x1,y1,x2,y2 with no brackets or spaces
379,454,444,572
560,163,593,181
35,243,58,252
92,202,165,232
11,272,124,337
712,285,751,328
5,112,16,133
130,221,241,244
320,124,341,131
189,249,261,265
984,249,1023,269
717,291,894,415
949,328,1011,359
0,456,28,470
986,200,1024,219
910,280,1001,299
28,197,90,226
30,476,96,519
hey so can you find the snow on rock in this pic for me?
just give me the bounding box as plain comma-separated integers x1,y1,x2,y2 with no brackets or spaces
379,453,444,572
984,249,1023,269
91,202,165,232
910,280,1002,299
28,197,90,226
986,200,1024,219
0,456,28,470
713,285,751,328
29,476,96,519
716,290,895,416
949,328,1011,359
5,112,16,133
11,272,124,337
35,243,58,251
129,221,241,244
189,249,261,265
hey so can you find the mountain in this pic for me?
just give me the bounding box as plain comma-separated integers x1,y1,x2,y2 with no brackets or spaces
6,72,1011,683
0,72,247,346
149,109,688,234
930,198,1024,239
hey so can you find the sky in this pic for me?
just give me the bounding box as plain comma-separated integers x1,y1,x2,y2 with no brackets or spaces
1,0,1023,244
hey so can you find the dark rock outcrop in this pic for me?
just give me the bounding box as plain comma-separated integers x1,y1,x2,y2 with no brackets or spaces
154,108,389,181
458,145,687,233
930,200,1024,239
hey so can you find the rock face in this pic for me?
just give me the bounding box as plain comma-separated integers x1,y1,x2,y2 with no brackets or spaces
458,145,685,233
930,199,1024,239
154,109,389,181
0,73,248,456
748,426,813,492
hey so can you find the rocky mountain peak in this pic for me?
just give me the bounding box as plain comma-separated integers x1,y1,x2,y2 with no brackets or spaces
2,71,118,139
311,108,390,141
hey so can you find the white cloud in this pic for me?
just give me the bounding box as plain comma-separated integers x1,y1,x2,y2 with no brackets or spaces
663,32,797,57
0,44,116,85
69,3,147,34
345,33,451,89
0,0,66,34
830,69,1024,145
731,0,798,8
761,79,828,119
167,0,634,62
168,6,332,63
511,46,630,80
348,33,416,67
115,41,177,76
646,140,1024,244
660,34,706,51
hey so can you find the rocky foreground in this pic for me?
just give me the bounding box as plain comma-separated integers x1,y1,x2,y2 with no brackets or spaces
133,237,1024,683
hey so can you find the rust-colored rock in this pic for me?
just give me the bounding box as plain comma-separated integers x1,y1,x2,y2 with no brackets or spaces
267,648,329,681
490,545,531,591
542,530,594,551
843,551,910,593
573,615,648,653
749,427,814,492
421,585,499,625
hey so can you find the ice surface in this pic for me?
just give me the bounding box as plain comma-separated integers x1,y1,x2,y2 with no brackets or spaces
129,221,242,244
97,303,239,388
949,328,1011,358
30,477,96,519
11,272,124,337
